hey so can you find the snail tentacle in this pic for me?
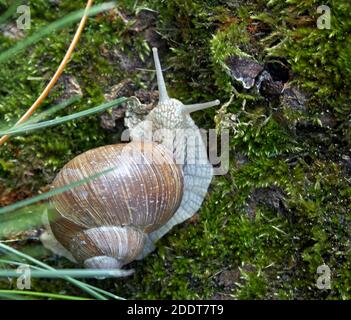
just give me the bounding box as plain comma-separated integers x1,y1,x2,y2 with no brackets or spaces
182,100,221,114
152,48,169,104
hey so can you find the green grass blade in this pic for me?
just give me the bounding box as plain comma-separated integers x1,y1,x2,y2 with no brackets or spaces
0,96,80,132
0,258,24,265
0,97,127,136
0,1,116,64
0,268,134,278
0,242,107,300
0,293,36,300
0,204,47,238
0,290,91,300
21,95,81,126
82,284,125,300
0,259,125,300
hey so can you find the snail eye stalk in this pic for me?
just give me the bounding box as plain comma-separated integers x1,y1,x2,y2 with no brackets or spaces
181,100,220,114
152,47,169,104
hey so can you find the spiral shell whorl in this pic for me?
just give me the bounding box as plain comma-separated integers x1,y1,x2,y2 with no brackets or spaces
50,141,184,269
70,226,146,268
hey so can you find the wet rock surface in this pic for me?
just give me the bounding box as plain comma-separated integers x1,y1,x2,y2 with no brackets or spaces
281,84,308,112
225,55,264,89
225,54,293,101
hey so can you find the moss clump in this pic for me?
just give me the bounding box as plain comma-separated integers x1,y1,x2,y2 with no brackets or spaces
0,0,350,299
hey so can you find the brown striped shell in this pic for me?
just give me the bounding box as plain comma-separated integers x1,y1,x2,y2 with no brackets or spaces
50,141,184,269
44,47,218,272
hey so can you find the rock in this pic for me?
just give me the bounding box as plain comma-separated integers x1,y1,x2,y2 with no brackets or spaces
143,27,167,51
225,55,264,89
213,265,256,298
225,54,290,94
235,152,250,168
257,71,284,97
124,89,159,129
341,155,351,175
132,9,166,50
100,79,136,131
212,293,235,300
281,84,308,112
319,111,338,129
104,79,136,102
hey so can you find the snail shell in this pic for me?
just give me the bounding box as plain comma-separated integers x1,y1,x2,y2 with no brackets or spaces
49,141,183,269
43,48,220,272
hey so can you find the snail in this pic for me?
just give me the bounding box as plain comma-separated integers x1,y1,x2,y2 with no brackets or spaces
41,48,220,271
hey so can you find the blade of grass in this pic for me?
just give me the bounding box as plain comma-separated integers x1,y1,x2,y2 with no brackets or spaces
0,268,134,278
0,204,47,237
80,283,125,300
0,293,36,300
21,95,82,126
0,242,107,300
0,259,125,300
0,290,91,300
0,96,80,132
0,97,127,136
0,258,26,265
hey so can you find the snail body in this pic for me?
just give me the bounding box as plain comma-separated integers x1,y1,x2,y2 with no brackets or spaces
44,48,220,271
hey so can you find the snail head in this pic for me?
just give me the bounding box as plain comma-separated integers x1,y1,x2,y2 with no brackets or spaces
151,48,220,130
